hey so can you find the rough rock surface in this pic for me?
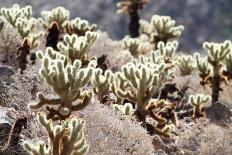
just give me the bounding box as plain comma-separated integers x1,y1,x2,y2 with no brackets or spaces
206,102,232,123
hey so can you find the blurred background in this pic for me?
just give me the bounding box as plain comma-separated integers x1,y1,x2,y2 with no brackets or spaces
0,0,232,51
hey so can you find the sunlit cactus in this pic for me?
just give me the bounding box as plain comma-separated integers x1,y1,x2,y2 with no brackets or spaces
117,0,149,37
122,37,142,57
189,94,211,118
177,55,195,76
40,6,70,30
29,49,95,121
112,103,134,115
23,113,89,155
140,15,184,49
195,40,231,103
63,17,97,36
112,62,165,122
57,32,98,64
92,68,113,103
1,4,42,48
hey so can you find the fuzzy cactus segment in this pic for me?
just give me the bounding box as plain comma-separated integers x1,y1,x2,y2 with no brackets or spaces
92,68,113,102
23,113,89,155
57,32,98,64
195,40,232,103
29,48,95,120
62,17,97,36
189,94,211,118
113,62,165,121
177,55,195,76
40,6,70,30
140,15,184,48
112,103,135,115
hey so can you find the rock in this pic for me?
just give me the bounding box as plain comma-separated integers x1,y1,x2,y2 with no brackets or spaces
0,107,16,148
205,102,232,123
0,65,15,83
152,135,165,150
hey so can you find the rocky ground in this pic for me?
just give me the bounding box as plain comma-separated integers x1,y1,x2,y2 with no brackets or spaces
0,30,232,154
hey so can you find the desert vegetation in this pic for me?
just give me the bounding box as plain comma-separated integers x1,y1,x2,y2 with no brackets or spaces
0,2,232,155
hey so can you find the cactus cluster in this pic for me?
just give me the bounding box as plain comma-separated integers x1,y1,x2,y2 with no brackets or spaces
140,15,184,49
2,3,232,154
63,17,97,36
1,4,44,73
23,113,88,155
40,6,70,30
177,55,195,76
29,48,95,121
57,32,98,64
195,40,232,103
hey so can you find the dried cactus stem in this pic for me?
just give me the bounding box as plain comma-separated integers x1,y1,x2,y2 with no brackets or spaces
211,73,220,104
193,104,205,118
46,22,60,50
17,39,31,74
0,115,27,153
128,5,140,38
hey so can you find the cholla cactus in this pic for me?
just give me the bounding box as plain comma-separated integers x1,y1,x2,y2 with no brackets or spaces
27,31,44,49
189,94,211,118
117,0,149,37
1,4,42,49
157,41,178,63
177,55,195,76
23,113,89,155
57,32,98,64
0,4,36,37
92,68,113,103
195,40,231,103
63,17,97,36
195,53,212,85
113,62,165,122
223,52,232,80
40,6,70,30
29,48,95,120
140,15,184,49
112,103,134,115
122,37,143,57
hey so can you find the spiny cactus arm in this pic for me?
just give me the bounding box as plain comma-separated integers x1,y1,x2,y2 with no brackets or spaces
16,17,36,38
139,19,151,35
112,103,135,115
122,37,141,57
40,6,70,30
23,141,49,155
194,53,212,82
57,32,98,63
61,118,89,155
189,94,211,118
156,41,178,63
62,17,97,36
92,69,113,101
177,55,195,76
151,15,184,39
24,113,89,155
29,92,61,109
27,31,45,49
0,4,31,27
158,124,175,137
223,52,232,79
71,91,92,111
203,40,231,66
